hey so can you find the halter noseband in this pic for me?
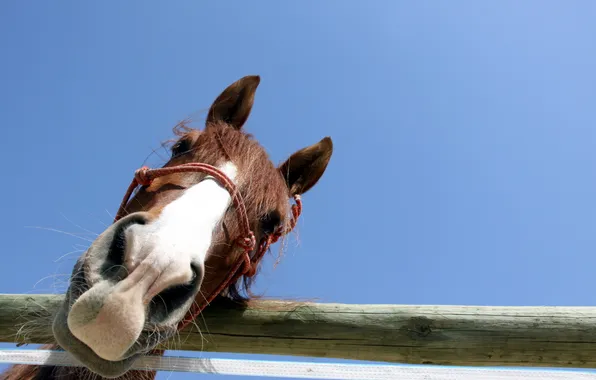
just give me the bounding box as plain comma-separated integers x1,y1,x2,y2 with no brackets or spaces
113,163,301,331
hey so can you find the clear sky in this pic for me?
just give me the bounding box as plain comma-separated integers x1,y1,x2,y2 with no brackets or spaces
1,1,595,379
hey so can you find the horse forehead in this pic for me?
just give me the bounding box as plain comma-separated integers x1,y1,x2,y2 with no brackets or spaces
140,126,285,219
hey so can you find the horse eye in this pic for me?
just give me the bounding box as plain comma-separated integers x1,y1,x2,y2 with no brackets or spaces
171,138,192,158
260,211,281,235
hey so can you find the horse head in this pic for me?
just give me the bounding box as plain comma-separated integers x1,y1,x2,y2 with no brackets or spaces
51,75,333,378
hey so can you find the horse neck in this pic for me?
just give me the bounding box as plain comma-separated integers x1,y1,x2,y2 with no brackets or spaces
0,344,158,380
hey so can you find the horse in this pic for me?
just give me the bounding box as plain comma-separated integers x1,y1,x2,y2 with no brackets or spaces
2,75,333,380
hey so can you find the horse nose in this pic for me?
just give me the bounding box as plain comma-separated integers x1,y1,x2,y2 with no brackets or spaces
66,211,204,361
89,210,205,312
122,213,205,300
117,210,206,324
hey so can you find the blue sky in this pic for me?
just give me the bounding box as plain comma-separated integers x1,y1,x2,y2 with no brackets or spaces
1,1,595,379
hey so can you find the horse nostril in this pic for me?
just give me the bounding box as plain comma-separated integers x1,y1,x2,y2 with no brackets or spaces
147,264,203,325
105,229,126,269
101,213,149,281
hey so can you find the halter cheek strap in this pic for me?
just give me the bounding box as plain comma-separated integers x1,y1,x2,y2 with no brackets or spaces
113,163,302,331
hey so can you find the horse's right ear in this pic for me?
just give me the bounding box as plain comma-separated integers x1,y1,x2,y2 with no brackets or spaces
206,75,260,130
278,137,333,196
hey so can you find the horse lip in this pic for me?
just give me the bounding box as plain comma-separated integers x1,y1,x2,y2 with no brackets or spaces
53,296,141,378
53,256,141,377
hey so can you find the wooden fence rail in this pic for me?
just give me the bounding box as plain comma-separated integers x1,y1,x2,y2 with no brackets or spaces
1,294,596,369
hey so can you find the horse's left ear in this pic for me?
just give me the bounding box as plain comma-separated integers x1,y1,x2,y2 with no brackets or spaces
206,75,260,130
279,137,333,196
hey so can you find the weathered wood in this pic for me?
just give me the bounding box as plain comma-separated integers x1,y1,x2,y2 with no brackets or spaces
1,294,596,369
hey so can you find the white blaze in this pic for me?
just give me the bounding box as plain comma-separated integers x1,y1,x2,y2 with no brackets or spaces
67,162,237,361
126,161,238,301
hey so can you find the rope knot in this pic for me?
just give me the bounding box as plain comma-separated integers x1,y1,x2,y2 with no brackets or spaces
235,232,257,277
236,232,256,251
134,166,152,186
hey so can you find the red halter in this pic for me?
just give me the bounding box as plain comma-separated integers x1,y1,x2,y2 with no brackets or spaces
113,163,302,331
